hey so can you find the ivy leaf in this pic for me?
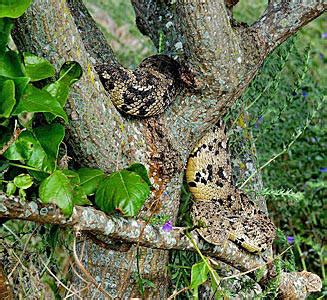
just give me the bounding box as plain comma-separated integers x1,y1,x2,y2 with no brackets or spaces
95,170,150,216
0,18,13,52
0,75,30,101
0,50,25,78
13,174,33,189
61,170,91,206
34,123,65,163
12,84,68,122
4,124,64,173
58,61,83,86
72,186,92,206
0,0,32,18
126,163,151,187
0,79,15,118
77,168,105,195
39,170,73,217
23,52,55,81
190,261,209,298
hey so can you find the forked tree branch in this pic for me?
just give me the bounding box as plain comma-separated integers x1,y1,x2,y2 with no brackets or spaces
252,1,326,53
0,193,322,298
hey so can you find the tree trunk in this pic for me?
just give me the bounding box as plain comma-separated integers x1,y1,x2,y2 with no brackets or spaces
12,0,326,298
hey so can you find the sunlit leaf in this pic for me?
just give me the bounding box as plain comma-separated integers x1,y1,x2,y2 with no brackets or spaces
95,170,150,216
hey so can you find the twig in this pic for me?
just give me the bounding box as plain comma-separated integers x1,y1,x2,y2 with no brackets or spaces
40,257,82,299
167,287,189,299
0,121,25,156
220,246,292,281
72,232,112,299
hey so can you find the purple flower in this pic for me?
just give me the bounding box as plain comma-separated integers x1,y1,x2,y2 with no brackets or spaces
287,236,295,244
319,53,324,60
321,33,327,39
162,220,173,232
302,91,308,97
254,115,264,128
319,167,327,173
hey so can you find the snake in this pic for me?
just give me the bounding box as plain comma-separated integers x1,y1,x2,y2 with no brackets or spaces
96,54,276,253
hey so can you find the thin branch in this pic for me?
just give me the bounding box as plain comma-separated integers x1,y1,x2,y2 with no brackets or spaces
0,122,25,156
72,234,112,299
252,1,326,53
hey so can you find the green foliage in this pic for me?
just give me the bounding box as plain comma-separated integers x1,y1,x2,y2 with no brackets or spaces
95,169,150,216
0,14,150,220
23,52,56,81
0,0,32,18
77,167,105,195
190,261,208,298
39,170,75,216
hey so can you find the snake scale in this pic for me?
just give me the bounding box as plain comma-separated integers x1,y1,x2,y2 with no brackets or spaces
96,55,276,253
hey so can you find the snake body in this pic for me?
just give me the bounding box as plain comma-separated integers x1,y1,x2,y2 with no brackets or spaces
97,55,275,253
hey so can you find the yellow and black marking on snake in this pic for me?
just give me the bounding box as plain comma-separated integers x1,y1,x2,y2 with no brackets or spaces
96,54,275,253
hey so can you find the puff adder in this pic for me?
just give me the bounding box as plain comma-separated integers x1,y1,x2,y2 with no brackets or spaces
96,55,276,253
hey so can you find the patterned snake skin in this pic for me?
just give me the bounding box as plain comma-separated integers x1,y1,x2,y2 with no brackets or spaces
96,55,275,253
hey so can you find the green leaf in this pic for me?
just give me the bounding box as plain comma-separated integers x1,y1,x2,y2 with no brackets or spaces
62,170,80,185
34,123,65,162
0,0,32,18
4,124,64,173
39,170,74,217
72,186,92,206
0,50,25,78
6,181,16,195
77,168,105,195
13,173,33,189
58,61,82,86
0,75,30,100
4,130,34,161
44,81,69,107
43,81,70,122
0,18,13,52
190,261,209,290
23,52,55,81
13,84,68,122
0,79,15,117
95,170,150,216
126,163,151,187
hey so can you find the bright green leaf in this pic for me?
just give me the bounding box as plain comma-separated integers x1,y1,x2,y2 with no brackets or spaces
58,61,82,86
6,181,16,196
0,79,15,117
45,81,69,106
13,84,68,122
13,174,33,189
23,52,55,81
77,168,105,195
0,0,32,18
62,170,80,185
0,75,30,100
61,170,91,206
34,123,65,162
190,261,209,290
0,18,13,52
0,50,25,78
4,124,64,173
126,163,151,187
4,130,35,161
72,186,92,206
39,170,74,217
95,170,150,216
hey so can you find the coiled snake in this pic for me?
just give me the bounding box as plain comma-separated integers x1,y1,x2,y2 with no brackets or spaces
96,55,276,253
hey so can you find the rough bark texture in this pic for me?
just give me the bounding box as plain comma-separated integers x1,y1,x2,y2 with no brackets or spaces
10,0,326,298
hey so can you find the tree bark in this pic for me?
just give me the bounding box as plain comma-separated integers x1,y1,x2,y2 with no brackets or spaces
11,0,326,298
